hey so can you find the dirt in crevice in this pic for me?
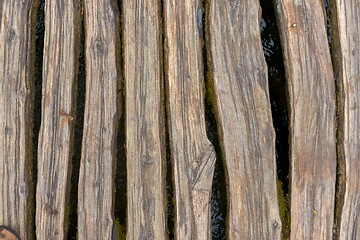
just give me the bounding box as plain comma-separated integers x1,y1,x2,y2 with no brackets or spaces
260,0,291,238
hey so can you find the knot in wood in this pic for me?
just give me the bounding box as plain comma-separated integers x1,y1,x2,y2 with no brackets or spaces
6,28,17,43
93,37,107,55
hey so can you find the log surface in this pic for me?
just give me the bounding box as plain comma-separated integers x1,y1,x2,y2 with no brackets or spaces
164,1,216,239
333,0,360,238
35,1,80,239
77,0,121,239
207,1,281,239
123,0,167,239
0,1,37,239
274,1,337,239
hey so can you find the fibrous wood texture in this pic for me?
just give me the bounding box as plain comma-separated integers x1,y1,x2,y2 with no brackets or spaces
274,0,337,238
36,1,80,239
207,1,281,239
164,1,216,239
333,0,360,238
123,0,167,239
77,0,121,239
0,1,37,239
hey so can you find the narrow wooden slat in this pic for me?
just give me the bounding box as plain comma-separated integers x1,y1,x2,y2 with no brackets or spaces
0,1,38,239
35,1,80,239
333,0,360,238
207,1,281,239
123,0,166,239
164,1,216,239
274,1,337,238
77,1,121,239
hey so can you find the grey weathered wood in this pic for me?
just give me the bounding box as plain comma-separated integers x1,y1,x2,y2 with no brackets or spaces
0,1,38,239
332,0,360,238
207,1,281,239
164,1,216,239
35,1,80,239
123,0,167,239
77,0,121,239
274,1,337,239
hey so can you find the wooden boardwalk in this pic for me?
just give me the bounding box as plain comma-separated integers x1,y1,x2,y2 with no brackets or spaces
0,0,359,239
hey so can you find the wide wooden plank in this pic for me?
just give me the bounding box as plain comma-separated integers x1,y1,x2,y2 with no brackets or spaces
0,1,38,239
77,0,121,239
274,1,337,238
333,0,360,238
207,1,281,239
35,1,80,239
164,1,216,239
123,0,166,239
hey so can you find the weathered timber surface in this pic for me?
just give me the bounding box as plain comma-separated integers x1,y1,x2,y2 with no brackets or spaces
333,0,360,238
77,0,121,239
0,1,38,239
164,1,216,239
35,1,80,239
207,1,281,239
123,0,167,239
274,1,337,239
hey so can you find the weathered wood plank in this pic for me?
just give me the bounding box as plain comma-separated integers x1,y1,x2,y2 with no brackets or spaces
207,1,281,239
274,1,337,238
123,0,166,239
0,1,38,239
164,1,216,239
77,0,121,239
332,0,360,238
35,1,80,239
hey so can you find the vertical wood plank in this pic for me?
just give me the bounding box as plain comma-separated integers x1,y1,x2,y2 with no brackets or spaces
77,0,121,239
0,1,38,239
207,1,281,239
123,0,167,239
164,1,216,239
274,0,337,238
35,1,80,239
333,0,360,238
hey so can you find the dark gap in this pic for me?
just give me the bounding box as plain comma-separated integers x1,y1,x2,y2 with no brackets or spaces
202,1,227,239
324,0,332,48
66,3,85,239
328,0,345,238
33,0,45,238
260,0,291,238
114,0,127,238
159,0,175,238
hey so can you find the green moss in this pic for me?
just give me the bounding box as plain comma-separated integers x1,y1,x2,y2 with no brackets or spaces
114,218,126,240
277,180,290,239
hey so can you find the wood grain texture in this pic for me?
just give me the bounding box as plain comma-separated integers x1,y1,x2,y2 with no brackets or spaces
77,0,121,239
207,1,281,239
0,1,38,239
123,0,167,239
164,1,216,239
333,0,360,238
35,1,80,239
274,0,337,239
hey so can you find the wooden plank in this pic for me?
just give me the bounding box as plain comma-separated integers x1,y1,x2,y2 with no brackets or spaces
35,1,80,239
164,1,216,239
123,0,166,239
77,0,121,239
274,1,337,238
0,1,38,239
207,1,281,239
332,0,360,238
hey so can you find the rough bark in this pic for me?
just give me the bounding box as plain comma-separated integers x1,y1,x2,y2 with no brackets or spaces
35,1,80,239
77,0,121,239
274,0,337,239
0,1,38,239
332,0,360,238
123,0,167,239
207,1,281,239
164,1,216,239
